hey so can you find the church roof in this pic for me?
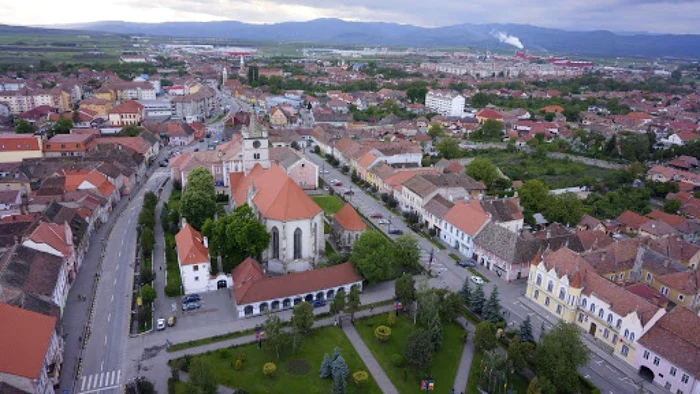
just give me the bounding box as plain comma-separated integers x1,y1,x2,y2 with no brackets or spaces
229,164,321,221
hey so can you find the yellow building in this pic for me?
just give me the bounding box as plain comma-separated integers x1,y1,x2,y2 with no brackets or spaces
652,270,700,310
94,87,116,105
527,247,666,367
79,97,112,116
269,107,289,127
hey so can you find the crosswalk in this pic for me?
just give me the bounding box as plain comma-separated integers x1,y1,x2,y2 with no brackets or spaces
79,370,121,393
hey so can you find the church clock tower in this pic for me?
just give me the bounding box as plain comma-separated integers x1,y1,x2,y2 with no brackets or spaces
242,115,270,174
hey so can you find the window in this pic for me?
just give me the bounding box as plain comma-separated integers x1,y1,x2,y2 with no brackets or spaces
624,329,630,339
603,328,609,339
547,281,554,292
654,356,660,366
578,313,584,323
545,297,550,307
612,334,618,344
581,298,587,308
558,288,566,300
619,272,625,280
643,350,650,360
665,383,672,390
194,276,199,281
670,367,677,377
590,304,596,313
646,272,652,282
607,314,613,324
616,319,622,329
598,309,604,318
193,265,199,272
536,274,542,286
293,228,302,259
253,153,260,160
621,345,629,357
556,305,562,314
610,274,615,281
630,333,635,341
661,286,670,296
271,227,279,259
681,374,689,384
534,290,539,300
678,294,685,302
676,390,684,394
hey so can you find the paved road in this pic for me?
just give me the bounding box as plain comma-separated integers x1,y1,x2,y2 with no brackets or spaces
305,152,656,394
64,169,169,394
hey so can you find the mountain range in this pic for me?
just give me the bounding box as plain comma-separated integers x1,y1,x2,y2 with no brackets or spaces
47,18,700,59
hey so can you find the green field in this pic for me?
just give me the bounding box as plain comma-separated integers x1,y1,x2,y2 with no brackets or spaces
312,195,345,215
355,314,465,394
172,326,382,394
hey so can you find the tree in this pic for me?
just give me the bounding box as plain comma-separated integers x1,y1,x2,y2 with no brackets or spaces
459,278,472,306
387,310,397,326
264,313,289,360
143,191,158,211
473,119,504,141
393,235,421,272
14,119,36,134
72,110,81,125
51,118,73,136
427,122,444,139
469,284,486,315
427,312,443,351
403,329,433,370
350,232,394,283
187,167,216,197
332,354,349,380
526,377,542,394
406,86,428,104
518,180,550,214
121,125,142,136
663,199,681,214
435,136,461,159
518,316,535,343
330,288,346,320
534,321,590,394
141,284,156,305
189,358,217,394
179,167,217,230
319,353,332,378
417,290,440,328
440,291,465,322
291,301,314,334
507,336,535,373
140,227,155,256
473,321,497,351
138,209,155,229
394,273,416,306
671,69,682,82
544,193,584,226
333,371,347,394
346,286,361,322
465,157,499,187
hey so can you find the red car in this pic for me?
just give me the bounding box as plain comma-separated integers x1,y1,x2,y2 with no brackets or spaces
370,213,383,219
333,181,343,187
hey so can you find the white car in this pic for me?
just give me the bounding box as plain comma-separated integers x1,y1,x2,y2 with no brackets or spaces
470,276,485,285
320,169,330,174
377,219,389,225
156,318,166,331
330,179,340,185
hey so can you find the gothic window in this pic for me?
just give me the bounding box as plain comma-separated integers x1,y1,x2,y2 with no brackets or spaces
294,228,302,259
271,227,279,259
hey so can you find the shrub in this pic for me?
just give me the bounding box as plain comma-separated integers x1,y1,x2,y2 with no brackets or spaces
352,370,369,386
234,359,243,371
374,325,392,342
505,329,518,339
263,362,277,378
237,353,247,362
387,310,396,327
217,348,230,359
591,389,601,394
391,353,404,367
164,283,180,297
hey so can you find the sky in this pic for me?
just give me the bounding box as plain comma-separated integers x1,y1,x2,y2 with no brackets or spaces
3,0,700,34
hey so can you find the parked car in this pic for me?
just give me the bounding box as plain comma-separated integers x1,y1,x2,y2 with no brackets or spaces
333,181,343,187
182,302,201,311
167,316,176,327
330,179,339,185
377,219,389,225
343,189,354,196
182,294,201,304
370,213,383,219
311,299,327,308
320,169,330,174
156,318,166,330
470,276,485,285
194,148,199,152
458,260,476,268
389,229,403,235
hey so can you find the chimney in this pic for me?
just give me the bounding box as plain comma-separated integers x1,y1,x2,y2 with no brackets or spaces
203,236,209,249
181,217,187,228
546,230,551,239
663,258,670,268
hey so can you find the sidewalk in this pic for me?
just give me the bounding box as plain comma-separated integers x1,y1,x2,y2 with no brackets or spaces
518,296,666,394
452,317,476,393
342,323,399,394
151,180,173,325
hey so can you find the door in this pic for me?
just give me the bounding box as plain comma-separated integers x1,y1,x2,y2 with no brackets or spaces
589,322,597,336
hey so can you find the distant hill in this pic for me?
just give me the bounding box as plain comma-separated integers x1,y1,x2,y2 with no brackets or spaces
43,18,700,59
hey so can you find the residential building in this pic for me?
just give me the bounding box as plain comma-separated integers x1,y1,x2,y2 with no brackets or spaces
108,100,145,127
22,222,77,282
175,222,226,294
425,90,465,117
330,203,366,252
43,133,96,158
399,173,486,215
269,147,318,190
0,135,43,163
634,307,700,394
78,97,111,116
231,258,363,317
473,222,540,281
171,86,216,122
476,108,504,124
0,304,62,394
441,200,490,258
479,198,525,233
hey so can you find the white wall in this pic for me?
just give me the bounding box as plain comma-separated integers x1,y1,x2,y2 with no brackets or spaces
180,262,211,295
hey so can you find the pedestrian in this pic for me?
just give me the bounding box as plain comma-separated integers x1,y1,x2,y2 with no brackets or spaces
160,266,162,271
370,305,374,312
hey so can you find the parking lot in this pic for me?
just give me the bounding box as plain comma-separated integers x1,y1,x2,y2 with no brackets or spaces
153,289,239,334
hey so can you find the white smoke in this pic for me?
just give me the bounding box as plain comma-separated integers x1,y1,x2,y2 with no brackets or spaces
491,31,524,49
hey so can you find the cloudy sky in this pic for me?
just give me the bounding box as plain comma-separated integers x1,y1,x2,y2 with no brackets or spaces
3,0,700,34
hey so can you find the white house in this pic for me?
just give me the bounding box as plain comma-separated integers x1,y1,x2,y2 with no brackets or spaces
441,200,490,258
231,258,364,318
175,222,230,295
425,90,466,117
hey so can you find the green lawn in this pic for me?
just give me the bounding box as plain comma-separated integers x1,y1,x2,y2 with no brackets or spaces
355,314,465,394
465,351,530,394
173,326,382,394
312,195,345,215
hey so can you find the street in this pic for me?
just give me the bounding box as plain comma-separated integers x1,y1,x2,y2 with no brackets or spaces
305,151,655,394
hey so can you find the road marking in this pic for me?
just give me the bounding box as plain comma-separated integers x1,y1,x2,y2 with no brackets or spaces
86,375,93,390
81,376,87,391
107,313,111,322
98,373,104,387
79,383,122,394
104,335,108,345
111,295,114,302
100,360,104,371
118,251,122,258
116,370,120,385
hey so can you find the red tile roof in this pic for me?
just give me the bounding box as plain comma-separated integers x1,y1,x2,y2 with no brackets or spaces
582,270,661,325
444,200,490,237
638,307,700,378
0,303,56,379
334,203,366,231
476,108,503,120
0,135,41,152
27,222,71,257
175,223,209,266
108,100,143,114
232,260,363,304
617,210,649,230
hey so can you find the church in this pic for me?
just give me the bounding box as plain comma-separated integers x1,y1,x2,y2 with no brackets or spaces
229,117,325,274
